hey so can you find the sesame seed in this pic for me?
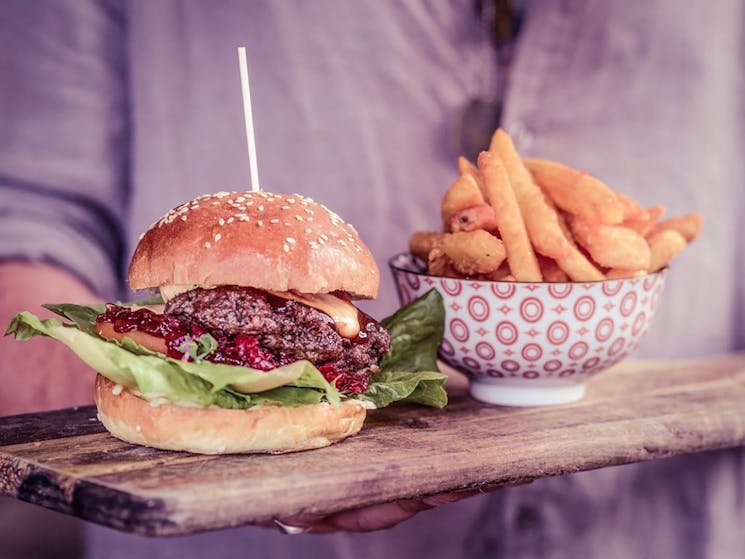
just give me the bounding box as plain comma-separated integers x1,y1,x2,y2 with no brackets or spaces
286,237,296,244
246,200,254,206
181,215,188,221
294,215,304,222
337,239,346,246
227,217,235,223
204,241,212,248
305,228,312,234
281,205,291,210
309,242,319,249
283,243,290,253
269,218,280,224
214,233,222,242
320,234,328,241
257,220,264,227
304,208,314,215
212,201,221,206
258,205,264,211
287,198,296,204
219,218,225,226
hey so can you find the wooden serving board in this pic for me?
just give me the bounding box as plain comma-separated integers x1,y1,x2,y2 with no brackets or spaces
2,355,745,537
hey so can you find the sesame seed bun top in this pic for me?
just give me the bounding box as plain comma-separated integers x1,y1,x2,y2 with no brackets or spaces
128,191,380,299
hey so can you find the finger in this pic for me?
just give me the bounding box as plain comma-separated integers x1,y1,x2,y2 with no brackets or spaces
325,500,432,533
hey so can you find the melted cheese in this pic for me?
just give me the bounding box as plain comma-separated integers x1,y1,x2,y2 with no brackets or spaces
270,291,361,338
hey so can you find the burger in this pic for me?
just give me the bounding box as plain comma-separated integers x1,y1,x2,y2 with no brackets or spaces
7,191,446,454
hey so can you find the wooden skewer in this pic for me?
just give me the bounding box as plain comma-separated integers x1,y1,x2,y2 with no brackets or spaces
237,46,260,192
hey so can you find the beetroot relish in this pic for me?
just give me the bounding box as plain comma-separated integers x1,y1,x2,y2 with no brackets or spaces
97,304,370,393
318,363,368,394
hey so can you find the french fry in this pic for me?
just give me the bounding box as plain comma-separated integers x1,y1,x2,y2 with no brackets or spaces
418,129,699,285
458,156,480,181
606,269,648,280
648,229,687,272
556,211,577,247
556,245,606,282
649,212,702,242
441,174,484,227
440,230,506,275
477,262,512,281
538,255,569,282
623,205,665,237
524,158,624,224
569,218,651,270
409,231,445,262
427,248,460,278
449,204,498,233
477,151,542,281
555,210,605,281
616,192,649,221
490,129,571,260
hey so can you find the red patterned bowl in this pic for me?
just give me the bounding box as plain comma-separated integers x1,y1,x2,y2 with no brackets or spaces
389,253,668,406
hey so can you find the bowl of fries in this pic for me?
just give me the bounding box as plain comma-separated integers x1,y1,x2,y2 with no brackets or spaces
391,254,668,405
392,129,701,406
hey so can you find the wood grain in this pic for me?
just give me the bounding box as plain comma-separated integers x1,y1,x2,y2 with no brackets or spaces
1,355,745,536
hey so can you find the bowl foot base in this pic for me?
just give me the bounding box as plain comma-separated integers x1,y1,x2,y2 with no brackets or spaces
469,381,586,407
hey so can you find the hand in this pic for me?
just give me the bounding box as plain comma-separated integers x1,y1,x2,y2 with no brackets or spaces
266,486,498,535
0,262,99,415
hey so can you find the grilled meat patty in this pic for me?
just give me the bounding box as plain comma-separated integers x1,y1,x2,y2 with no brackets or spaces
164,286,391,380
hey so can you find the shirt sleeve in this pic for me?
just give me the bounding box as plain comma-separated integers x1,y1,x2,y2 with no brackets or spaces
0,0,128,299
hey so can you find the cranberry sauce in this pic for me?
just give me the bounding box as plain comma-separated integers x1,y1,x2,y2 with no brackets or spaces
98,304,279,371
96,304,375,393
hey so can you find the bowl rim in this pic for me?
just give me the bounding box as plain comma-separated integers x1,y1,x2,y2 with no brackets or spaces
387,251,667,286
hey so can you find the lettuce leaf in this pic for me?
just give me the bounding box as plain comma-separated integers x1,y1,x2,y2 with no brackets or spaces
6,312,338,409
362,289,448,408
6,290,448,410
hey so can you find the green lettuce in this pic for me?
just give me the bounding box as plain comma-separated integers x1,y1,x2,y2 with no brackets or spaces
363,289,447,408
7,311,337,409
6,290,447,410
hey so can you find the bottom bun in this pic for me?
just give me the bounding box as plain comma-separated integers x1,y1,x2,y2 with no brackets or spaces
94,375,366,454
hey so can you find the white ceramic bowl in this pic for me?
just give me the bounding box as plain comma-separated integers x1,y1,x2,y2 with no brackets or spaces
389,253,668,406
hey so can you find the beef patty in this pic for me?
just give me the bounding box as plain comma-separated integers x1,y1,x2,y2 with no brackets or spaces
164,286,391,390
